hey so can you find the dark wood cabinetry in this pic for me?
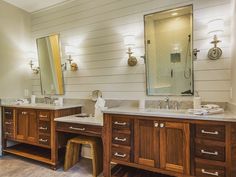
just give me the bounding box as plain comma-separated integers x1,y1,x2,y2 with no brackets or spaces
1,106,81,168
104,113,236,177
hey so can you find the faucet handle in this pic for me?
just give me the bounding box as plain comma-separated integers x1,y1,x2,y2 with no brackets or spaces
164,96,169,102
174,101,180,110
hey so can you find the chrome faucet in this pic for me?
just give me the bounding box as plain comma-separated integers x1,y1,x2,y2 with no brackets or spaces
164,96,170,109
44,96,52,104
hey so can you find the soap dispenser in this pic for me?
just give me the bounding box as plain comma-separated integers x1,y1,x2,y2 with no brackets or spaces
193,91,201,109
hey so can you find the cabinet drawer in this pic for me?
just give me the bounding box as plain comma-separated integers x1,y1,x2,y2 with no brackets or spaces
38,134,50,147
112,132,130,146
38,120,51,134
195,162,225,177
112,146,130,162
196,124,225,141
56,122,102,137
4,108,13,119
195,143,225,162
38,111,51,120
112,117,131,131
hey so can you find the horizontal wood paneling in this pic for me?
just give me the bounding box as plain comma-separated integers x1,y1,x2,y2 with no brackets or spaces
31,0,232,102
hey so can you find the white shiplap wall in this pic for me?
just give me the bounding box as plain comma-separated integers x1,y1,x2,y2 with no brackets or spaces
31,0,232,102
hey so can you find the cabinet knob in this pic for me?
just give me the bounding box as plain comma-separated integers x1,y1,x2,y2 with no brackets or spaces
160,123,165,128
154,122,159,127
21,111,27,115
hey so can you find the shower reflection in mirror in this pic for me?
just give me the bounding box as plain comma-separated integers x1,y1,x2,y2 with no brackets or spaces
145,5,193,96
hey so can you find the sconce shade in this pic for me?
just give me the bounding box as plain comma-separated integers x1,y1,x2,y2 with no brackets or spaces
65,45,76,55
124,35,136,47
207,19,224,37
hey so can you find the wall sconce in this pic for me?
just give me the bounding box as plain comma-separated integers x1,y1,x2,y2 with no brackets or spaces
207,19,224,60
65,45,78,71
27,52,39,74
124,35,137,66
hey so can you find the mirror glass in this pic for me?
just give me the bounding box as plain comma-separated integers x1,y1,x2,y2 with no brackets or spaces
145,5,193,96
36,34,64,95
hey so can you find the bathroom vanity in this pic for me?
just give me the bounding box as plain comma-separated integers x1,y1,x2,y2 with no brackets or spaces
103,108,236,177
1,104,81,168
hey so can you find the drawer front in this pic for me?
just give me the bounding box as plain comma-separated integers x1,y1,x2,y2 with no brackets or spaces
4,125,14,139
112,132,130,146
38,120,51,134
38,134,50,147
112,117,131,130
195,143,225,162
56,122,102,136
112,146,130,162
196,124,225,141
4,108,13,119
195,162,225,177
38,111,51,120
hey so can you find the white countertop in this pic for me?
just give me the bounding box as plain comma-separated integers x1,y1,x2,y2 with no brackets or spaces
54,114,103,126
102,107,236,122
1,103,82,110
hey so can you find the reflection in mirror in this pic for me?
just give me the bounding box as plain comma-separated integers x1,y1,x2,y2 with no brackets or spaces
145,5,193,96
36,34,64,95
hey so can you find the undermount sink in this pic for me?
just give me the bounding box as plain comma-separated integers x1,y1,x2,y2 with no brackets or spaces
145,108,187,114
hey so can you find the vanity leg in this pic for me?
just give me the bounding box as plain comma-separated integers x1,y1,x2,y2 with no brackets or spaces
103,114,111,177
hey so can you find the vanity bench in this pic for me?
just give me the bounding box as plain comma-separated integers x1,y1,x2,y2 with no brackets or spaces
102,108,236,177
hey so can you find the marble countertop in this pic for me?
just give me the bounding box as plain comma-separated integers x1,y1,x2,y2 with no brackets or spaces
1,103,82,110
54,114,103,126
103,107,236,122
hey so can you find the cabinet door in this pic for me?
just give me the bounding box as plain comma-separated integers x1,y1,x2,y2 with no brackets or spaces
26,110,37,143
16,110,28,140
160,122,190,175
134,119,159,167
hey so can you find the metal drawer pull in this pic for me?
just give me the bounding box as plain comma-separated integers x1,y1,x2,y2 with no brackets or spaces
69,127,85,131
39,115,48,118
5,112,12,115
201,149,218,156
5,132,11,135
5,122,12,125
22,111,27,115
39,127,48,130
114,121,127,126
115,137,127,142
39,139,48,143
114,152,127,158
201,130,219,135
201,169,219,176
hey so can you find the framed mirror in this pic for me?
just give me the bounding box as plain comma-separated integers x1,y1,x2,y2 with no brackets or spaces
144,5,193,96
36,34,64,95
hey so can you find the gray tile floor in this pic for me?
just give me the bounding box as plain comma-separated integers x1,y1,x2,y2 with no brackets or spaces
0,155,97,177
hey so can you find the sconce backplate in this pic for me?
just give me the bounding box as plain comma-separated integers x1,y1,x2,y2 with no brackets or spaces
208,47,222,60
128,56,137,66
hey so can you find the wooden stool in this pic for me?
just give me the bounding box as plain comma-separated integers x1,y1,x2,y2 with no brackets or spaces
64,136,103,177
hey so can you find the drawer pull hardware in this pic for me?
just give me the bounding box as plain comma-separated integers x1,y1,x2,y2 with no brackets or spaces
5,132,11,135
39,115,48,118
114,121,127,126
201,149,218,156
201,169,219,176
21,111,27,115
154,122,159,127
114,152,127,158
115,137,127,142
39,139,48,143
69,127,85,131
201,130,219,135
5,122,12,125
5,112,12,115
160,123,165,128
39,127,48,130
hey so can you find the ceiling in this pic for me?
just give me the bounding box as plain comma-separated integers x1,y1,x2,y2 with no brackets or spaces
3,0,69,13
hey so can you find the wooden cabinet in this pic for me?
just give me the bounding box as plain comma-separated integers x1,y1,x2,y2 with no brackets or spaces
16,109,37,143
104,114,236,177
134,119,190,175
2,106,81,168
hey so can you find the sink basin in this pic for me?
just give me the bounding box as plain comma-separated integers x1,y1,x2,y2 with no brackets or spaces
145,108,187,114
